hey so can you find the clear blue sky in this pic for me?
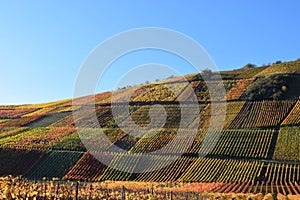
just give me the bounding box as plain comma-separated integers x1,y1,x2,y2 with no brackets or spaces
0,1,300,105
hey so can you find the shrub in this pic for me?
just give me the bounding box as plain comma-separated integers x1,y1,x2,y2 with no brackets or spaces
241,75,291,100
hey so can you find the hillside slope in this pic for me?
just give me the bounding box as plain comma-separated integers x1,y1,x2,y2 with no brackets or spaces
0,59,299,193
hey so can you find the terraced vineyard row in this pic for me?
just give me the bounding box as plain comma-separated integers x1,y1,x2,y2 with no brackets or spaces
225,78,254,100
63,152,112,181
178,158,263,182
274,126,300,161
198,101,245,129
198,80,239,102
75,107,115,128
135,156,196,182
75,105,145,129
0,108,37,119
109,134,139,151
64,92,111,106
0,122,277,159
62,99,298,132
0,127,76,148
222,102,246,128
124,104,202,129
128,128,274,159
282,100,300,126
264,163,300,183
177,81,201,101
50,114,74,127
255,60,300,76
23,107,57,117
51,132,86,151
0,148,46,176
133,82,188,102
0,115,45,128
212,181,300,195
50,127,128,152
129,129,177,153
99,153,140,181
26,112,71,128
129,128,206,155
6,99,293,132
98,84,172,104
25,151,84,179
192,81,213,102
17,99,71,109
98,87,138,104
202,79,237,101
227,100,295,129
255,100,296,127
0,127,28,140
191,129,274,159
189,100,289,130
220,65,269,79
62,154,272,183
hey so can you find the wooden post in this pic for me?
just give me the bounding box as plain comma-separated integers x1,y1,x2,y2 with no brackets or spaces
121,185,125,200
151,184,154,196
56,183,59,199
75,181,79,200
44,182,46,200
89,184,93,200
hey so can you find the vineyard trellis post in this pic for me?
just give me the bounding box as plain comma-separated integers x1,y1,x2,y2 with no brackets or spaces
75,181,79,200
89,184,93,200
185,191,189,200
151,184,154,196
121,185,125,200
56,183,60,200
169,190,173,200
43,181,46,200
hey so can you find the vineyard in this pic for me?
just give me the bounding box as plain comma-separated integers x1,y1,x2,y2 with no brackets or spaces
63,152,112,181
255,60,300,77
264,162,300,183
178,158,263,182
2,177,300,199
274,126,300,162
282,100,300,126
220,65,269,79
25,151,84,179
225,78,255,101
0,59,300,197
133,82,188,102
226,100,296,129
198,129,274,159
0,148,46,176
0,127,76,148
